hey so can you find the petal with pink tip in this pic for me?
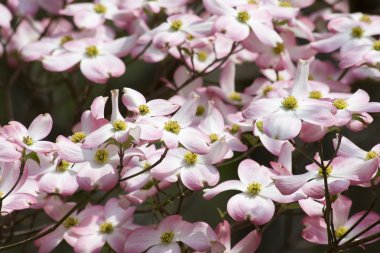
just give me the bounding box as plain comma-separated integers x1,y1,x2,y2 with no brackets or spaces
82,123,114,148
179,127,210,155
42,52,82,72
28,113,53,140
124,227,160,253
231,230,261,253
273,172,315,195
56,136,85,163
203,180,245,199
264,110,302,140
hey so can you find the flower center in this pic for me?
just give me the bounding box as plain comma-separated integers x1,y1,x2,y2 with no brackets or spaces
23,136,34,146
237,11,250,23
273,43,285,55
94,149,109,164
209,133,219,143
318,165,333,177
93,3,107,14
99,222,113,234
63,217,79,228
170,20,183,31
256,121,264,133
112,120,127,131
160,231,175,244
197,51,208,62
309,91,322,99
263,86,273,96
70,131,86,143
246,182,262,196
138,104,150,115
164,120,181,134
230,124,240,134
335,226,348,238
360,14,372,23
281,96,298,110
247,0,257,4
60,35,73,45
333,99,348,110
196,105,205,116
85,45,99,58
184,152,198,165
373,41,380,51
229,92,242,102
351,26,364,38
56,160,70,173
279,0,292,7
366,151,378,160
0,191,3,198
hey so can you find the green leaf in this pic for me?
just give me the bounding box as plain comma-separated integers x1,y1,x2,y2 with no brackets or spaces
25,151,40,165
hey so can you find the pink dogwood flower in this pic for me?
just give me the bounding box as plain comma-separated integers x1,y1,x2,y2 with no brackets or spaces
56,136,119,191
302,195,380,245
152,140,229,191
72,198,137,253
82,89,141,148
204,0,282,45
35,197,103,253
273,156,378,199
204,159,304,225
243,60,335,140
124,215,214,253
3,113,55,153
42,36,136,84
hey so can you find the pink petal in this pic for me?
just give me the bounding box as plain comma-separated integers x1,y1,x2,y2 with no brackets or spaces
82,123,114,148
28,113,53,140
42,52,82,72
273,172,315,195
124,227,160,253
231,230,261,253
179,127,210,155
263,110,302,140
203,180,245,199
56,136,85,163
80,55,125,84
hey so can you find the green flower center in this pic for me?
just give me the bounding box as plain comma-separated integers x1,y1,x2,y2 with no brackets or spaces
196,105,205,116
170,20,183,31
373,41,380,51
138,104,150,115
164,120,181,134
94,149,109,164
63,217,78,228
263,86,273,96
246,182,262,196
309,91,322,99
230,124,240,134
360,15,372,23
56,160,70,173
237,11,250,23
93,3,107,14
184,152,198,165
60,35,73,45
335,226,348,238
99,222,113,234
318,165,333,177
197,51,208,62
366,151,378,160
112,120,127,131
209,133,219,143
229,92,242,102
281,96,298,110
70,131,86,143
351,26,364,38
256,121,264,133
23,136,34,146
273,43,285,55
160,231,175,244
247,0,257,4
333,99,348,110
279,0,292,7
85,45,99,58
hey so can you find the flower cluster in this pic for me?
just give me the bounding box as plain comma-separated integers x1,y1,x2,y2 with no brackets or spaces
1,0,380,252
